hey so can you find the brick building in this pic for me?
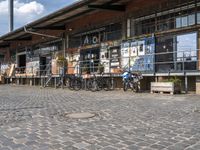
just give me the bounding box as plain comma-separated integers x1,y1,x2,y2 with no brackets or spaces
0,0,200,93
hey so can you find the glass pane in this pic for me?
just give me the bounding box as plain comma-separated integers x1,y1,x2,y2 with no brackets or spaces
181,16,188,27
197,13,200,24
176,33,197,70
188,14,195,25
176,17,181,28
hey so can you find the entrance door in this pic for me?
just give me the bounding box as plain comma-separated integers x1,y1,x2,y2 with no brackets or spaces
80,48,100,74
17,54,26,73
18,54,26,68
40,57,47,75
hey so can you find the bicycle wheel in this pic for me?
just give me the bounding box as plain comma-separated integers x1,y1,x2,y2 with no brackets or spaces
91,80,98,92
103,79,111,91
73,79,82,91
123,81,129,91
110,79,117,90
86,79,93,91
66,79,74,90
132,82,139,93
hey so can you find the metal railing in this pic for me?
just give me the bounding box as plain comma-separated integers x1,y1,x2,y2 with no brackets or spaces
0,49,199,77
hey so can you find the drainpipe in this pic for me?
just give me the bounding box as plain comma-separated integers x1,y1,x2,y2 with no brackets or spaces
24,26,61,39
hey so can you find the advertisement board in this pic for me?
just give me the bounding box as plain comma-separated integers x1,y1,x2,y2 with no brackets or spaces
121,37,155,72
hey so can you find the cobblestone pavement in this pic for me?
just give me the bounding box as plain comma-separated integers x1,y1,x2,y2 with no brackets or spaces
0,85,200,150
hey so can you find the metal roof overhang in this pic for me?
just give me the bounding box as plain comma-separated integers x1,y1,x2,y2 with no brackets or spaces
0,0,130,46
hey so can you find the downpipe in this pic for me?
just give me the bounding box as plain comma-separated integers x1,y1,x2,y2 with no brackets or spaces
24,26,61,39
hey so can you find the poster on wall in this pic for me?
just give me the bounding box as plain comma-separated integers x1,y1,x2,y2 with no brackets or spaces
121,42,130,69
145,37,155,54
100,43,110,73
73,53,80,74
129,37,155,72
144,37,155,71
26,61,40,75
110,46,120,68
130,41,138,57
138,40,145,56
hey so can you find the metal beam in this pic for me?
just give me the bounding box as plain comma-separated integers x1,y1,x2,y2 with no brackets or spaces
0,44,10,48
4,36,32,42
31,26,66,30
24,26,61,39
88,4,126,11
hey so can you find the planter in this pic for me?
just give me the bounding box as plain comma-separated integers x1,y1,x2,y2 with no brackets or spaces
0,75,5,84
151,82,181,94
196,77,200,95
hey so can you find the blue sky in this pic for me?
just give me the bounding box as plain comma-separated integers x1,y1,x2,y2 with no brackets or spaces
0,0,78,36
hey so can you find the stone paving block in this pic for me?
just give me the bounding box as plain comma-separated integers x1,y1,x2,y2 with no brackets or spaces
73,142,90,149
0,86,200,150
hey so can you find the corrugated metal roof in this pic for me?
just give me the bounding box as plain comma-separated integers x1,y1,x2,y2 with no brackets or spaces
0,0,130,44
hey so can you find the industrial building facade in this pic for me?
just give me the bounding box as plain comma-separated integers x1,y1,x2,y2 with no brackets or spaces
0,0,200,93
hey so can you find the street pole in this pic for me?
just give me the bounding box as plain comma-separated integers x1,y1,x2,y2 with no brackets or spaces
9,0,14,32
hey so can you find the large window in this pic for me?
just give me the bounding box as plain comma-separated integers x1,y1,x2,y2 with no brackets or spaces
176,14,195,28
156,36,175,72
130,1,199,37
155,32,198,72
176,32,197,70
69,23,122,48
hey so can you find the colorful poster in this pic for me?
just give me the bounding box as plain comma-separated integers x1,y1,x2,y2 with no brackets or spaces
110,46,120,68
138,40,145,56
129,37,155,72
130,41,138,57
100,43,110,73
26,61,40,75
121,42,130,69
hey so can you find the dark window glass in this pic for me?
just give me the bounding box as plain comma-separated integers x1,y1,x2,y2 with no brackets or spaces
156,36,175,72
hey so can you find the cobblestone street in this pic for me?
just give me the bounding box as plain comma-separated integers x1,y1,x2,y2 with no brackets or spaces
0,85,200,150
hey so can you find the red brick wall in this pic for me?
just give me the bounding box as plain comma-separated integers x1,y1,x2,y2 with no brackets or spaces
66,11,124,33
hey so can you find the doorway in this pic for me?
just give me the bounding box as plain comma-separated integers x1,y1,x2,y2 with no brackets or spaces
40,57,47,75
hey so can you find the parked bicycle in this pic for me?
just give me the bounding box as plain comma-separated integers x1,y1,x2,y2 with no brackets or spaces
88,73,112,92
122,71,143,92
65,74,82,91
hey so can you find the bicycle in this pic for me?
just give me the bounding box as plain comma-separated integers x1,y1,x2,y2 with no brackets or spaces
89,73,112,92
122,71,143,92
65,74,82,91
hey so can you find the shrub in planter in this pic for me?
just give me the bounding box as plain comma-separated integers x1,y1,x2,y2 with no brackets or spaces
56,55,67,75
163,76,182,93
81,64,90,74
97,63,104,74
56,55,67,68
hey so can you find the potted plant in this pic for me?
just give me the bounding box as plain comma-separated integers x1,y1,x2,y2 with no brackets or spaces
56,55,67,75
151,76,182,94
165,76,181,93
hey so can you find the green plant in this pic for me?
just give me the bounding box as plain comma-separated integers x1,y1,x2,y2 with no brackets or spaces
98,63,104,73
82,64,90,74
56,55,67,67
163,76,181,85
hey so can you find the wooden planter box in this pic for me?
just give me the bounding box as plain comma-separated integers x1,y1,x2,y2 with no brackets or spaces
0,75,5,84
151,82,181,95
196,78,200,95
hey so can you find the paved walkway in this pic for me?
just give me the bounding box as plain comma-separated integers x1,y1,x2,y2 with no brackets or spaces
0,85,200,150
